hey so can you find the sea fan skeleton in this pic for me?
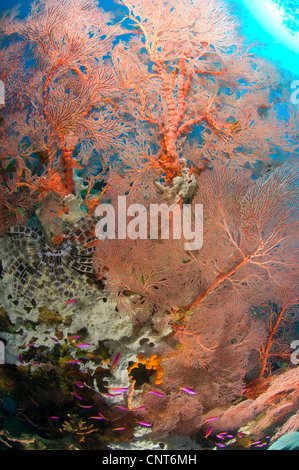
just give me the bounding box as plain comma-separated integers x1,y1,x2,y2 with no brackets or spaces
0,217,98,305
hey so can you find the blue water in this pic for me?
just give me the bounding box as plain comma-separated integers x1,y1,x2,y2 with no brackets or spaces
234,0,299,75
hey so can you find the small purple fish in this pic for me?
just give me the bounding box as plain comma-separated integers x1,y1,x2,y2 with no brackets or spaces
90,413,106,420
110,353,120,372
75,381,85,388
23,342,35,348
23,414,37,427
49,336,59,342
49,416,59,420
113,405,127,411
66,359,82,364
205,426,213,438
75,343,91,349
64,299,77,306
250,440,262,446
71,392,82,400
137,421,152,427
216,443,225,448
18,353,24,365
202,416,218,425
179,386,197,395
147,391,165,398
110,387,128,393
132,406,147,412
102,392,119,397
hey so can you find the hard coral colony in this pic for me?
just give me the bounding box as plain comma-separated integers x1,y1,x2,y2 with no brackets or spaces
0,0,298,451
